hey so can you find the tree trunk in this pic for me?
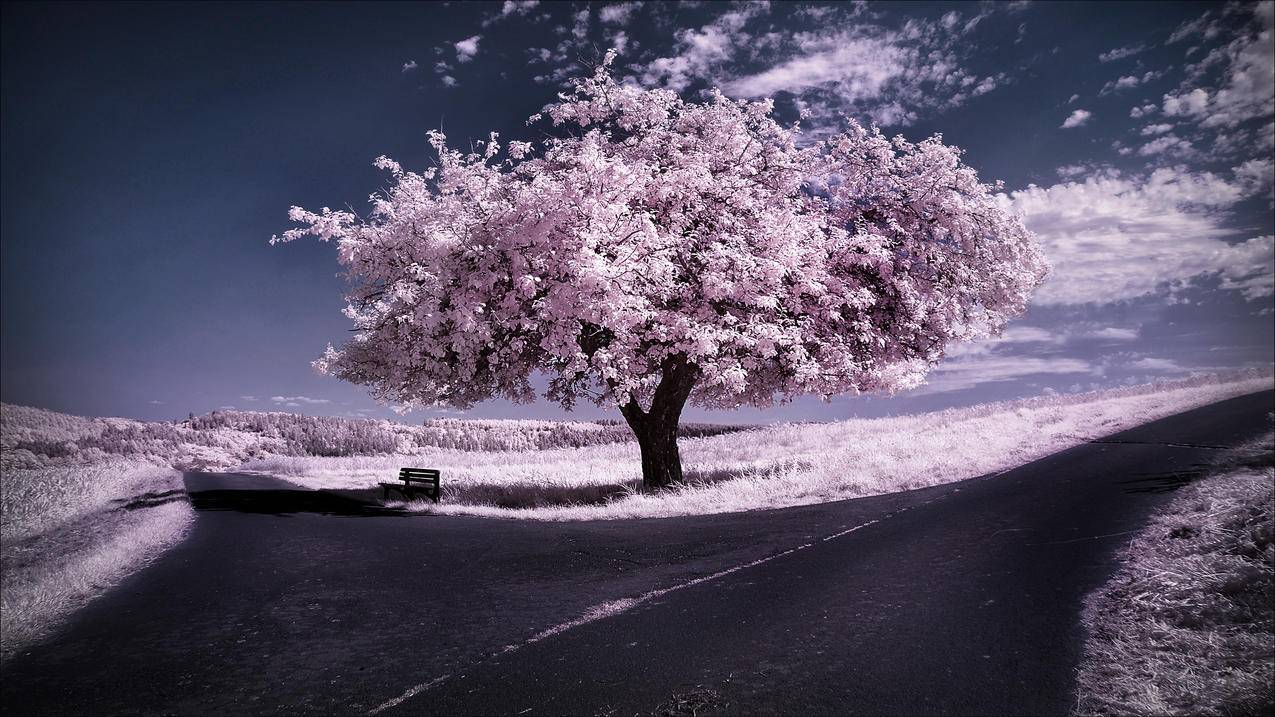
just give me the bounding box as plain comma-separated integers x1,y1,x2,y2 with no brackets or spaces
619,356,700,490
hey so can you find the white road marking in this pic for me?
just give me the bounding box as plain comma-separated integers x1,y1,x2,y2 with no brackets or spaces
364,511,903,714
367,674,452,715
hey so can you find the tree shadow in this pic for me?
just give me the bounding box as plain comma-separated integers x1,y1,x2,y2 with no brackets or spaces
440,480,642,509
187,488,409,516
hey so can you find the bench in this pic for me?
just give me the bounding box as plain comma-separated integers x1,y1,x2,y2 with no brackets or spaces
381,467,441,503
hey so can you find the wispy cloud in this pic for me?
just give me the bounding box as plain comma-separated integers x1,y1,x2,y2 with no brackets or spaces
401,60,418,73
639,3,1005,129
270,395,331,406
1098,44,1145,62
483,0,540,27
599,1,642,26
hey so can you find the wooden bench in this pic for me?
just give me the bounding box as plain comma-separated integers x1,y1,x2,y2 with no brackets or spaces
381,467,441,503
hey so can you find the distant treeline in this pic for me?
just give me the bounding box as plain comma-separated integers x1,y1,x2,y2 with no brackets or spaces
1,404,752,469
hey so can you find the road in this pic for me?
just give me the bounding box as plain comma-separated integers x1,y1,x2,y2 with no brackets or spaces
2,390,1271,716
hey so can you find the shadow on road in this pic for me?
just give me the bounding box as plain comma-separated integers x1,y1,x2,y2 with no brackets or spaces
187,488,410,517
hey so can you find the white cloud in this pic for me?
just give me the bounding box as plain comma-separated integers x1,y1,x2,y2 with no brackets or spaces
483,1,540,27
1099,44,1145,62
401,60,418,73
1067,93,1080,104
1138,134,1194,157
913,355,1096,395
599,2,643,26
1130,103,1158,118
454,35,482,63
1004,167,1275,305
1162,87,1210,117
641,3,766,92
148,400,164,405
1216,236,1275,300
645,4,1003,129
440,74,458,87
1140,123,1174,135
1129,357,1184,371
1083,327,1140,341
240,395,259,402
572,8,590,40
270,395,331,405
1168,9,1223,45
1100,70,1163,95
1061,109,1091,128
1163,4,1274,131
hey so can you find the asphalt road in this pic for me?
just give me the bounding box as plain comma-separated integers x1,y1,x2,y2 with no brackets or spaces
2,390,1271,716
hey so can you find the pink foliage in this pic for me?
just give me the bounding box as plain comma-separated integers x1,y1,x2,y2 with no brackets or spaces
274,52,1048,414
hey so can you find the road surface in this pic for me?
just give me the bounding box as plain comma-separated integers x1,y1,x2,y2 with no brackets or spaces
2,390,1271,715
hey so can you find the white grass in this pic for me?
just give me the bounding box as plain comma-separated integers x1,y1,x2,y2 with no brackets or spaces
0,460,194,662
243,372,1275,521
1074,432,1274,716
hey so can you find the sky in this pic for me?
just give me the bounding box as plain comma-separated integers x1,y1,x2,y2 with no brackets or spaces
2,0,1272,425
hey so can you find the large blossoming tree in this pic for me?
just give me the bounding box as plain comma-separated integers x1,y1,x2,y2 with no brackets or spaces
275,53,1047,489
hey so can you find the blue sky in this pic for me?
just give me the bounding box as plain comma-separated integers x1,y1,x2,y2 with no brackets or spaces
2,0,1272,425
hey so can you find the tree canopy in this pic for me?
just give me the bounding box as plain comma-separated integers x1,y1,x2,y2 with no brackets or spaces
275,52,1047,486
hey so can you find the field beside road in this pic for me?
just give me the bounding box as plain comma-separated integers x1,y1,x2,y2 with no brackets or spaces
250,373,1275,520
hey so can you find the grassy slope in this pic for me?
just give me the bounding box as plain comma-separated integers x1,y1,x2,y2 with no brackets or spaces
1074,433,1274,717
0,460,193,662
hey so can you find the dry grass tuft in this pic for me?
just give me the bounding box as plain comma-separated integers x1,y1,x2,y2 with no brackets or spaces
1074,433,1275,717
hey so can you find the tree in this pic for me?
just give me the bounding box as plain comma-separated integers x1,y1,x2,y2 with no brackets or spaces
274,52,1048,489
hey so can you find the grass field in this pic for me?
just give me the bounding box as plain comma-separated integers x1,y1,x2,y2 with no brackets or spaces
244,373,1275,520
1074,432,1274,716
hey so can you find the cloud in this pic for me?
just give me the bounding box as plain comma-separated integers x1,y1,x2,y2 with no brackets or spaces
1128,357,1184,372
1162,4,1273,131
912,355,1097,395
599,1,643,26
148,400,164,405
1061,109,1091,128
641,3,766,93
270,395,331,405
481,1,541,27
1129,103,1158,118
401,60,418,73
1082,327,1140,341
1162,87,1210,117
1004,167,1275,305
1100,70,1163,95
1099,44,1145,62
1167,9,1224,45
643,3,1004,129
455,35,482,63
1140,123,1174,135
1137,134,1194,157
240,395,259,402
440,75,458,87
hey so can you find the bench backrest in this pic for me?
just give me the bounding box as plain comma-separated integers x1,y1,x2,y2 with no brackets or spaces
399,468,439,483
